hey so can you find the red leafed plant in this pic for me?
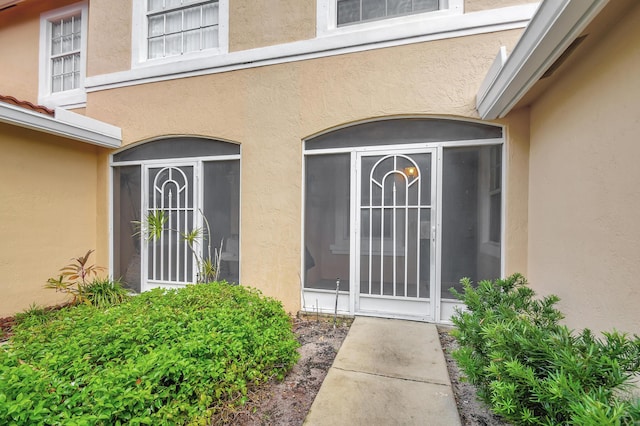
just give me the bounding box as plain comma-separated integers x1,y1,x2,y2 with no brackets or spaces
45,250,105,305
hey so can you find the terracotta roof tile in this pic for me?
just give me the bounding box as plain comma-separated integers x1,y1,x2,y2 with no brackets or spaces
0,94,54,116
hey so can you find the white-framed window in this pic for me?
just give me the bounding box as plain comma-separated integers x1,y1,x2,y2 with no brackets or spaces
38,2,88,108
317,0,463,37
132,0,228,68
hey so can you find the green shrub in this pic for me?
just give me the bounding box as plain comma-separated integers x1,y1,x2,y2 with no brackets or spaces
0,282,299,425
81,277,130,308
13,303,57,328
451,274,640,425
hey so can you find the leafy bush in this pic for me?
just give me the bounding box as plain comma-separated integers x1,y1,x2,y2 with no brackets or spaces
0,282,299,425
451,274,640,425
13,303,57,328
81,277,130,308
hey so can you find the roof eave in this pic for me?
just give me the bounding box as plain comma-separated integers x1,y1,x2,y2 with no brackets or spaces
476,0,609,120
0,102,121,148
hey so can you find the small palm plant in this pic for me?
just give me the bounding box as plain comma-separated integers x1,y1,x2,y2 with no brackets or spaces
134,210,224,283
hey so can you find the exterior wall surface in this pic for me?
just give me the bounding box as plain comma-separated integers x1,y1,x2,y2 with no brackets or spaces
498,107,529,277
0,123,100,317
526,3,640,333
88,29,524,313
229,0,315,52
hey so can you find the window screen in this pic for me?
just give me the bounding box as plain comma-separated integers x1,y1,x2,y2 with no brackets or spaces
441,145,501,298
113,137,240,162
337,0,439,26
304,154,351,291
305,118,502,150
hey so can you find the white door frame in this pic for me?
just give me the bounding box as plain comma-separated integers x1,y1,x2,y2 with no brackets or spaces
353,147,437,321
141,160,201,291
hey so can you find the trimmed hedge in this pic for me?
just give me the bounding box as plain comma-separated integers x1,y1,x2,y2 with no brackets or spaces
0,282,299,425
451,274,640,425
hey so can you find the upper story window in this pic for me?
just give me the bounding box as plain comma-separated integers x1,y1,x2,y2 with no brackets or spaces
132,0,228,67
317,0,462,37
38,2,88,108
147,0,219,59
337,0,438,26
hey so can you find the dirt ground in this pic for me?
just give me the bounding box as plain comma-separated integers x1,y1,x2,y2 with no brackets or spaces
438,327,511,426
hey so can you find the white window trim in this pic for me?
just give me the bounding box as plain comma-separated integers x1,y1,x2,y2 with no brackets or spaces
131,0,229,69
317,0,463,38
38,2,88,108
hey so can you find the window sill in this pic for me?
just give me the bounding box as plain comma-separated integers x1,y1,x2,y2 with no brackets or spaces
38,88,87,109
131,47,226,70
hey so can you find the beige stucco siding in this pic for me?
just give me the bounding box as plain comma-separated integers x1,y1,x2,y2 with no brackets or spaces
229,0,316,52
498,108,529,278
526,4,640,333
86,0,132,77
87,29,524,313
0,123,100,317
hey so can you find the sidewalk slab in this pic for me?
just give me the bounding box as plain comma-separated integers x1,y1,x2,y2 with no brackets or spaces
304,316,461,426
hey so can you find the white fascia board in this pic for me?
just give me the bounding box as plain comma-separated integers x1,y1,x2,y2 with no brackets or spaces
85,3,538,92
0,102,121,148
477,0,609,120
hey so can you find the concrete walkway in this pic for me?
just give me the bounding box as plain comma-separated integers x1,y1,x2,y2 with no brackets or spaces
304,317,461,426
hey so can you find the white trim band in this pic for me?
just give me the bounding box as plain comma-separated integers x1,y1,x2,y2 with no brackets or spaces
86,4,538,92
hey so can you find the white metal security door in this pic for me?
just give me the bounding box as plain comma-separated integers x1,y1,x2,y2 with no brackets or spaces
355,150,436,320
143,163,198,290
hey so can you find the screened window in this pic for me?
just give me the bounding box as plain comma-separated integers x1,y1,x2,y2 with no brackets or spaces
441,145,501,298
39,2,88,106
337,0,439,26
147,0,219,59
304,154,351,292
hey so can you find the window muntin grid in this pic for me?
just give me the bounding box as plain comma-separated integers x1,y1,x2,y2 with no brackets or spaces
337,0,439,26
147,0,219,59
50,14,81,93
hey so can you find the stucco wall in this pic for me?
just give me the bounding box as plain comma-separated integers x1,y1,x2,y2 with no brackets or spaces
87,29,524,313
86,0,132,77
0,123,100,317
498,107,529,277
526,3,640,333
229,0,315,52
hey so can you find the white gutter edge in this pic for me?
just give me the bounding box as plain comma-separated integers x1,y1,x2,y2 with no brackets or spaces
476,0,609,120
0,102,121,148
